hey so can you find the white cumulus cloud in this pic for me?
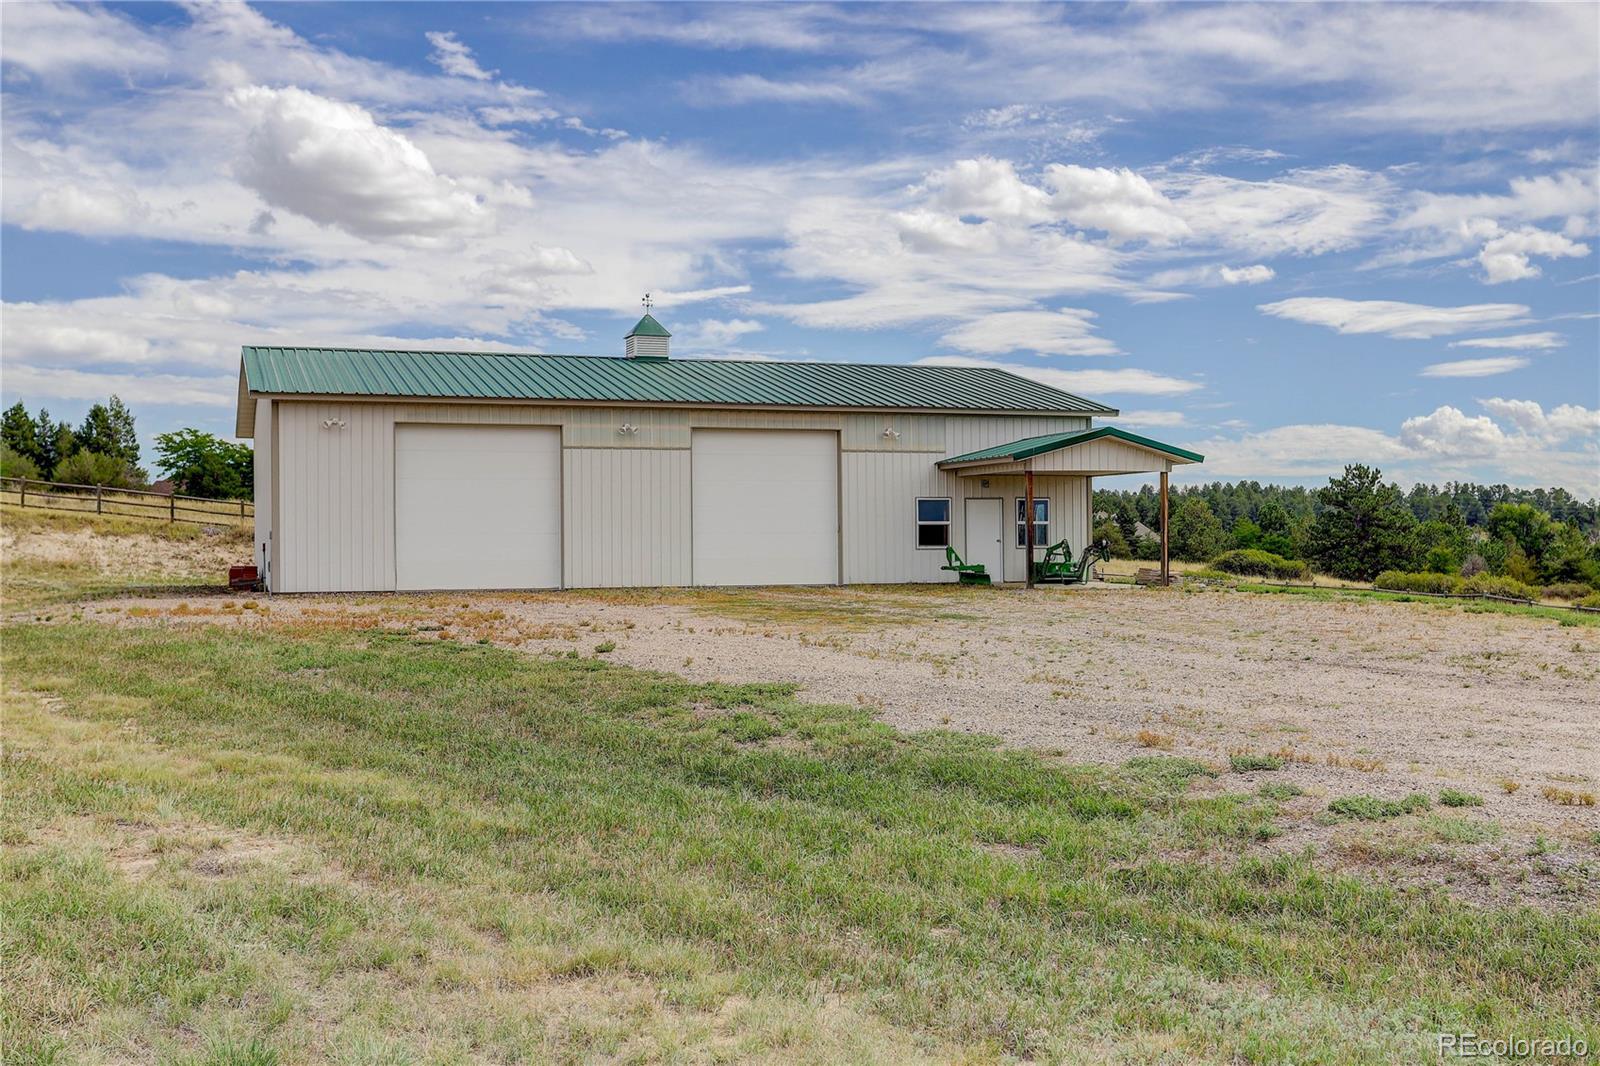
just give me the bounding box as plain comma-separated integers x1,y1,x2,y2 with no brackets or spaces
1399,405,1508,455
1045,165,1190,243
1477,226,1590,284
229,85,488,242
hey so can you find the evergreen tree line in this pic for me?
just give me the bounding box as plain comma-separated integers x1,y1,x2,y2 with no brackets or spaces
1,399,253,499
1093,465,1600,587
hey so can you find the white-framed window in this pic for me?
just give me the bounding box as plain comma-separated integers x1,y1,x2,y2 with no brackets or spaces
916,497,952,548
1015,497,1050,548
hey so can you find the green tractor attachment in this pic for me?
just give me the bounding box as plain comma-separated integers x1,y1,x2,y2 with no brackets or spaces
941,546,992,585
1031,539,1110,585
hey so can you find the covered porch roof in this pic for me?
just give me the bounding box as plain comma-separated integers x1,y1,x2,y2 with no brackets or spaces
938,426,1204,476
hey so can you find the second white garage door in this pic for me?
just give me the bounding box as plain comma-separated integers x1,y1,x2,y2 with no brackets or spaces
692,429,838,586
395,424,561,590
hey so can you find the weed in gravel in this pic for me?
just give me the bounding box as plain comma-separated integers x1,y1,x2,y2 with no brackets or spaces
1229,752,1284,773
1540,786,1597,807
1439,789,1484,808
1329,794,1431,821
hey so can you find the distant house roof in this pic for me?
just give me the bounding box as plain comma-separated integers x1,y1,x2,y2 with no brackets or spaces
939,425,1204,466
235,346,1118,435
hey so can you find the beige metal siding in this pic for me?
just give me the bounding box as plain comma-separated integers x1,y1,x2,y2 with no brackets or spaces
564,448,691,587
276,402,393,593
269,400,1100,591
841,452,960,583
253,398,273,583
945,416,1091,457
1030,437,1176,474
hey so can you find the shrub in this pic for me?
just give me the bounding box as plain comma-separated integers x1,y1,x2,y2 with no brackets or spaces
1460,553,1488,578
1578,593,1600,610
1328,793,1430,820
1541,581,1595,601
1461,574,1540,602
0,443,41,480
1210,549,1309,581
1438,788,1484,808
52,449,143,489
1230,752,1285,772
1373,570,1461,595
1093,519,1131,559
1259,782,1304,801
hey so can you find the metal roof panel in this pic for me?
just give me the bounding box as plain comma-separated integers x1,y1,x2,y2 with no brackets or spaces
239,347,1119,414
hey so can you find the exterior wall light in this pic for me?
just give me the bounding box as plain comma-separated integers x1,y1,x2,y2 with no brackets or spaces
322,418,347,429
618,423,640,435
882,427,900,439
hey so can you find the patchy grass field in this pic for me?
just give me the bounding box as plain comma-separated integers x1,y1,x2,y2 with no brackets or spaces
0,506,250,611
8,625,1600,1064
4,517,1598,1063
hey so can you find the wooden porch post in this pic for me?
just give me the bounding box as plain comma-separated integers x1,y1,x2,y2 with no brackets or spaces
1025,467,1035,590
1159,468,1170,587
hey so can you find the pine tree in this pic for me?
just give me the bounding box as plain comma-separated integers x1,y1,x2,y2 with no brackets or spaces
77,395,141,466
1,403,42,466
1306,464,1419,580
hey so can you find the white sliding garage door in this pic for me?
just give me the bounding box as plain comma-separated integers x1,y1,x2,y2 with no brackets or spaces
692,429,838,586
395,424,562,590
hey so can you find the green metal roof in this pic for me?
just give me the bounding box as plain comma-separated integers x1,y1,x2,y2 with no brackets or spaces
624,313,671,338
940,426,1204,465
238,346,1119,415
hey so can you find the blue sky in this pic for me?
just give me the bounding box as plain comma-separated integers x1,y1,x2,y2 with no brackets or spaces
2,2,1596,493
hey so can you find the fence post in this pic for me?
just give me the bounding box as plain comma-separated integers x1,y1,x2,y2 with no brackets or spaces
241,498,247,520
170,494,176,523
19,479,25,509
96,484,103,514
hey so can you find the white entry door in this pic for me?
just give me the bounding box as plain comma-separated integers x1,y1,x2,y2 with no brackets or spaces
692,429,838,586
964,498,1004,583
394,424,562,590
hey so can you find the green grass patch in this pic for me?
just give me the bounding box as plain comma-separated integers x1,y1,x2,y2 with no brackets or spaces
4,622,1597,1063
1328,793,1432,821
1230,752,1285,773
1439,788,1485,809
1235,581,1600,627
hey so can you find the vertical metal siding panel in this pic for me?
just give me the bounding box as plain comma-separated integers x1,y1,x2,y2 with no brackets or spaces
573,448,588,587
253,399,272,578
277,404,296,592
569,444,582,585
843,450,957,583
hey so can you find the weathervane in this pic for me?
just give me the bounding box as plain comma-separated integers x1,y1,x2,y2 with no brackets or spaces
641,292,653,313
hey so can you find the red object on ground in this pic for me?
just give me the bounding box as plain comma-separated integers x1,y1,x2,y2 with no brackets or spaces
229,565,261,590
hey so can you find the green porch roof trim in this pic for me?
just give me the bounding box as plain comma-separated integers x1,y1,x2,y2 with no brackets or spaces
625,314,671,338
940,426,1204,465
238,346,1120,415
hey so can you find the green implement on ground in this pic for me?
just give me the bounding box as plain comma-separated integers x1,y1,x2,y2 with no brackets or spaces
1031,538,1111,585
941,546,992,585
